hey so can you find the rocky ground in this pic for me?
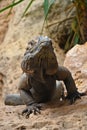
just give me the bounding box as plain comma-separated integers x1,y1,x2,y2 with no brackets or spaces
0,0,87,130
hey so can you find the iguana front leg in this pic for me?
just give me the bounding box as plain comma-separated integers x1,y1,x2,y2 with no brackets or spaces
55,66,86,104
18,73,42,117
20,89,42,118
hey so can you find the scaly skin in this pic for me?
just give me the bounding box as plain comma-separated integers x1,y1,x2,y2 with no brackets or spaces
5,36,86,118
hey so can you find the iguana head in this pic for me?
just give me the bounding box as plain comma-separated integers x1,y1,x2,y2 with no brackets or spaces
21,36,58,75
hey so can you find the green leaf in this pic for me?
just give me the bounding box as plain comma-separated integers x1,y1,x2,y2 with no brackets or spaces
44,0,55,20
41,0,55,34
44,0,49,18
0,0,24,13
74,33,79,45
22,0,35,17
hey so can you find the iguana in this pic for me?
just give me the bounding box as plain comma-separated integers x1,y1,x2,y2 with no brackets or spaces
5,36,86,118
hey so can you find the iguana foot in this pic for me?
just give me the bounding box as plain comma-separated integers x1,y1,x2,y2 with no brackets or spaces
66,91,81,104
22,103,42,118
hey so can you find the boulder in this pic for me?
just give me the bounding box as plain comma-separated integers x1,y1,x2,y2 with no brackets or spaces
64,43,87,92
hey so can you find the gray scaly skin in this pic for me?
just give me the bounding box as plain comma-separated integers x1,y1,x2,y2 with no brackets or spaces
5,36,86,118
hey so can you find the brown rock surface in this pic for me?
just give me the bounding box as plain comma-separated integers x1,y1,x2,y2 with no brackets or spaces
0,0,12,44
0,0,87,130
64,43,87,92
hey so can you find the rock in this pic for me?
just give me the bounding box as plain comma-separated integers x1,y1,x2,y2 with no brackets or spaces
0,0,12,44
64,43,87,91
3,0,44,45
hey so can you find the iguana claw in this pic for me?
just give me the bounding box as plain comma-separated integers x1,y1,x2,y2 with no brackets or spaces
22,103,42,118
66,91,81,104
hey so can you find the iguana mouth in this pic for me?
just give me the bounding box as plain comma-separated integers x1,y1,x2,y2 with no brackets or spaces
21,36,58,75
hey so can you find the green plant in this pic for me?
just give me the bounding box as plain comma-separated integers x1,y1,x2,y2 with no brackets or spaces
64,0,87,52
0,0,24,13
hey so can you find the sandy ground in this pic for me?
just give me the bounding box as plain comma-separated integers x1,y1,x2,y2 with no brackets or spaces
0,96,87,130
